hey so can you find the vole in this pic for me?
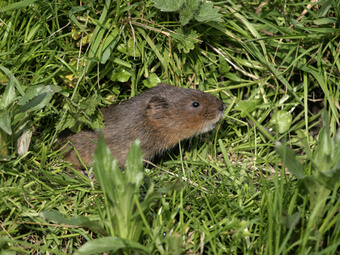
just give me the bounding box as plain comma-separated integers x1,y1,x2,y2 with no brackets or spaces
58,83,225,168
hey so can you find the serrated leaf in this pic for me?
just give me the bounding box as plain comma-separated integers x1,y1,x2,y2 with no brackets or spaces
58,96,104,132
57,112,77,132
174,28,199,53
195,1,223,23
79,97,98,116
185,0,200,11
179,7,195,26
151,0,184,12
75,110,104,130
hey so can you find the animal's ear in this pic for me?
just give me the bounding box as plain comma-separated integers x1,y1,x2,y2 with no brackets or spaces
146,96,169,119
147,96,168,109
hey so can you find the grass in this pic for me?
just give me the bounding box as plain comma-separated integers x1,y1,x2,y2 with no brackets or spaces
1,0,340,254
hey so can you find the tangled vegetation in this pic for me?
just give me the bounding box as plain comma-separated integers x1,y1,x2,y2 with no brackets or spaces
1,0,339,253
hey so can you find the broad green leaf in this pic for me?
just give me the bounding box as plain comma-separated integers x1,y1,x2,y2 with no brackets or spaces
110,67,132,82
195,1,223,23
125,139,144,190
40,211,108,236
18,85,62,112
93,135,146,240
75,236,150,255
0,111,12,135
270,111,292,134
151,0,184,12
93,132,121,205
18,85,61,105
0,66,24,97
0,78,16,109
59,96,104,133
142,73,161,88
17,129,32,156
235,100,257,118
275,141,305,179
314,17,337,25
116,68,132,82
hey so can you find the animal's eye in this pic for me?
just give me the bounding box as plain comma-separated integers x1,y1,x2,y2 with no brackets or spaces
192,102,200,108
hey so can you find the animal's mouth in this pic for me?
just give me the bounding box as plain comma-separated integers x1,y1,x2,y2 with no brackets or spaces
198,112,224,134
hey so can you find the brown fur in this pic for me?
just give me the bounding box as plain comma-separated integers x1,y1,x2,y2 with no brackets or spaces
58,83,225,168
